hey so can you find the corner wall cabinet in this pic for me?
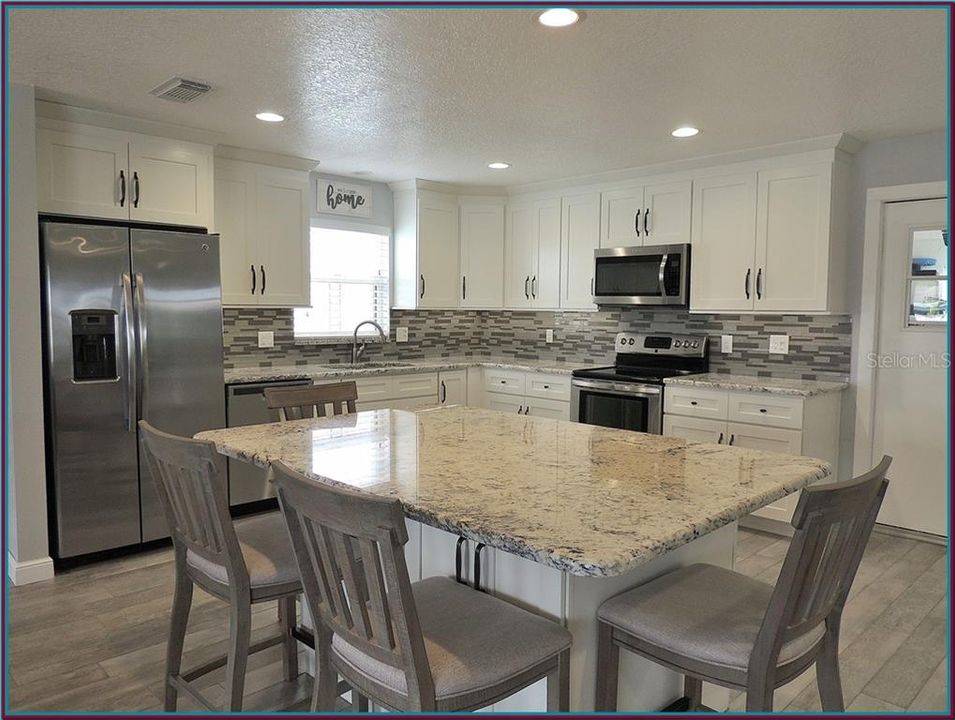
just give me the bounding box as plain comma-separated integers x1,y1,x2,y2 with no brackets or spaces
459,199,505,308
504,197,561,309
393,188,460,309
599,180,692,248
214,158,310,307
36,120,213,228
560,192,601,310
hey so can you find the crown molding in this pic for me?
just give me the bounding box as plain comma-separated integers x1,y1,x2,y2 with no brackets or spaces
215,145,319,172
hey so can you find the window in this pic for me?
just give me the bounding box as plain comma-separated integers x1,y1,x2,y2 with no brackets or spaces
294,224,391,339
906,228,948,327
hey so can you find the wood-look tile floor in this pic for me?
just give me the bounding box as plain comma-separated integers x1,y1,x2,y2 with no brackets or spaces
6,528,949,713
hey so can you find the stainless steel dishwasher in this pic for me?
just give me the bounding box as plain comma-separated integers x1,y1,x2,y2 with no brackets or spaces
226,379,311,507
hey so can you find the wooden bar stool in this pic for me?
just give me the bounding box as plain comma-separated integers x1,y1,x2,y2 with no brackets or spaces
264,381,358,421
595,456,892,713
272,459,573,713
139,421,303,712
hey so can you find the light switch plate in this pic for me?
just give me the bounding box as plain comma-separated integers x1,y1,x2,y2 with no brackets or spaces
720,334,733,353
396,327,409,343
257,331,274,349
545,329,554,344
769,334,790,355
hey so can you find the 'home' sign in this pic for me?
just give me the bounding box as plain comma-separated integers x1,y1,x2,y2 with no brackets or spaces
318,178,373,218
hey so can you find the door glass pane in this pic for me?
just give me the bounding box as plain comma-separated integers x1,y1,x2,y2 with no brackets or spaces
910,229,947,276
909,279,948,325
907,228,948,327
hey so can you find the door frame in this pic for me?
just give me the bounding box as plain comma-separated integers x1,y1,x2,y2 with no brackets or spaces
851,181,948,476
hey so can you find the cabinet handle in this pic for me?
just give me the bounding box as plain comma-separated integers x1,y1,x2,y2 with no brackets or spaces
473,543,487,593
635,208,641,237
260,265,266,295
756,268,763,300
690,400,698,406
524,276,530,299
420,274,425,299
455,537,467,585
759,408,767,413
717,432,724,444
119,170,126,207
744,268,751,300
644,208,650,235
524,406,530,415
590,277,594,296
440,380,447,404
132,171,140,208
251,264,256,294
531,276,537,299
543,384,550,389
728,434,735,446
518,405,523,414
462,275,466,300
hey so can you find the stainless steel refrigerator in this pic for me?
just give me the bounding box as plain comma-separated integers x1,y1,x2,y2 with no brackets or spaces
40,218,226,559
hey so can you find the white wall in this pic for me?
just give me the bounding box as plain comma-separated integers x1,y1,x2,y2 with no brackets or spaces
840,129,948,480
7,83,53,584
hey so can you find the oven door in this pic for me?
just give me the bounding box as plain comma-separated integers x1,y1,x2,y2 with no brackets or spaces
593,243,689,306
570,379,663,434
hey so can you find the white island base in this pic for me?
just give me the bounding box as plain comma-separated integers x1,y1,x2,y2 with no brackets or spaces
302,520,737,713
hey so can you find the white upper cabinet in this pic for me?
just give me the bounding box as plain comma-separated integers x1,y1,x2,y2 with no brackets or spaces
214,158,310,307
459,200,504,308
505,197,561,309
560,192,600,309
36,120,213,228
127,133,213,228
690,173,758,312
600,180,691,248
392,188,459,309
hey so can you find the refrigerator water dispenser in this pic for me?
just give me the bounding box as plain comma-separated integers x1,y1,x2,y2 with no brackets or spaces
70,310,117,381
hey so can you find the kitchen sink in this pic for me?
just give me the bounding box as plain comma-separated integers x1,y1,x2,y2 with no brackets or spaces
329,361,417,369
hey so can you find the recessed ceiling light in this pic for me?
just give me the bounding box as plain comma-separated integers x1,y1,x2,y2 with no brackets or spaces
488,162,511,170
671,126,700,138
256,112,285,122
537,8,580,27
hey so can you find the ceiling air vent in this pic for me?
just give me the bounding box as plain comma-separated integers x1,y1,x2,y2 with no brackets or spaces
149,77,212,103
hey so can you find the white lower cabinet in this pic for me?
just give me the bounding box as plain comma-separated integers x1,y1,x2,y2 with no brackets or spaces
480,369,571,420
438,370,467,406
664,386,842,526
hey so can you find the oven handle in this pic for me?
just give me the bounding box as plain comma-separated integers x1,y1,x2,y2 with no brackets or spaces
658,253,669,296
572,378,662,396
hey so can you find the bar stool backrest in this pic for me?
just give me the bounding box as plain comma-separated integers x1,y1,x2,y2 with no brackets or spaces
264,381,358,421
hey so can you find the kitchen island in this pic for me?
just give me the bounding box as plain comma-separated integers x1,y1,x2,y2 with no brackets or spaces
197,406,831,711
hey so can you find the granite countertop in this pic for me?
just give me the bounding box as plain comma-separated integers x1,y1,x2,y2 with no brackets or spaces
665,373,848,397
223,357,578,384
196,406,830,577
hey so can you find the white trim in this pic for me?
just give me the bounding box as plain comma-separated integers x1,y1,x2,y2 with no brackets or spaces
852,181,948,476
7,553,55,585
215,145,319,172
310,216,391,236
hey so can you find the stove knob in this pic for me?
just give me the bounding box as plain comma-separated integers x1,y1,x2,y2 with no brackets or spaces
674,340,683,348
691,341,699,348
628,338,635,345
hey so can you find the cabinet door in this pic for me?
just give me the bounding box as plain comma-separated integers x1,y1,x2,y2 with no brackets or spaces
524,397,570,420
533,198,562,308
128,134,213,227
417,192,460,309
36,125,129,220
600,185,644,247
690,173,757,311
254,166,310,307
214,159,258,306
730,423,804,523
754,163,832,312
643,180,692,247
504,204,537,308
439,370,467,406
560,193,600,309
662,415,727,444
485,391,526,415
460,202,505,308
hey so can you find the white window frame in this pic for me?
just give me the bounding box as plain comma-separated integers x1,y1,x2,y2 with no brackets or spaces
293,218,393,342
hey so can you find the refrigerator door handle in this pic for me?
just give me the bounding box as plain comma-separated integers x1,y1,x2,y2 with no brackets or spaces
134,272,149,421
122,273,137,432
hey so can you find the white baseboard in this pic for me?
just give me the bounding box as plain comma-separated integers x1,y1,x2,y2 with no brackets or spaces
7,553,55,585
873,523,948,546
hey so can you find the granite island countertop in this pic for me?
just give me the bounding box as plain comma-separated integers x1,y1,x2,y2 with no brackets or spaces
196,406,830,577
224,357,578,384
665,372,848,397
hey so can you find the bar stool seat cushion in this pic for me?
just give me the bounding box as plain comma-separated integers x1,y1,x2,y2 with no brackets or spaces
598,564,826,684
331,576,572,701
186,512,301,596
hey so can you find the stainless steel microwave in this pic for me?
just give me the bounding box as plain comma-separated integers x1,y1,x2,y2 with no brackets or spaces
593,243,690,306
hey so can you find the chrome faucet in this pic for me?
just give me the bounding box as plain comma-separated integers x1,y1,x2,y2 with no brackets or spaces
351,320,387,363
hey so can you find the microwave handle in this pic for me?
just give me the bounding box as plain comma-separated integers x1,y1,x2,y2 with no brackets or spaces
658,253,669,296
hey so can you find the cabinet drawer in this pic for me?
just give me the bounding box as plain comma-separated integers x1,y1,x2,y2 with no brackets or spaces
525,373,571,401
664,387,728,419
524,397,570,420
392,373,439,399
728,393,803,429
483,368,526,396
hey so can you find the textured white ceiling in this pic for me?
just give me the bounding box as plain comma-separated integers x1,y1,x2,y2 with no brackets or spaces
8,8,947,186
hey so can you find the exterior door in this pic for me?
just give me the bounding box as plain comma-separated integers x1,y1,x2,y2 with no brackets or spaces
131,229,226,541
460,202,505,308
560,192,600,309
872,198,948,536
643,180,692,247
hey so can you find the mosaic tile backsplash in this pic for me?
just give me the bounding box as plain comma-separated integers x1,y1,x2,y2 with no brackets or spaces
223,308,852,380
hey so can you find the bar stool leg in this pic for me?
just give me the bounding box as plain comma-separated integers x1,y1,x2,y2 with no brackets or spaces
595,621,620,711
224,595,252,711
684,676,703,710
816,624,845,711
164,562,194,711
313,628,339,712
279,596,299,681
546,648,571,711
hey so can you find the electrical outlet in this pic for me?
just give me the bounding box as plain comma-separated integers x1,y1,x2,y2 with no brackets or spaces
720,334,733,354
396,327,409,343
769,334,790,355
545,329,554,344
257,331,274,349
